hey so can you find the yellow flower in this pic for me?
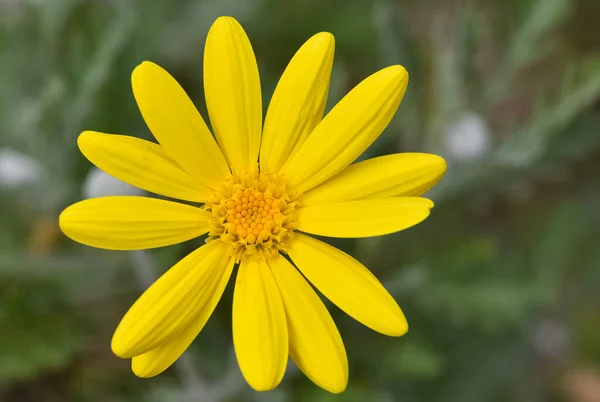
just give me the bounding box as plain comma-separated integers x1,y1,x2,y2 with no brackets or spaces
59,16,446,393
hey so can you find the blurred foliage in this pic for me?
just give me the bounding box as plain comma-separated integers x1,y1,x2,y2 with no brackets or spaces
1,0,599,401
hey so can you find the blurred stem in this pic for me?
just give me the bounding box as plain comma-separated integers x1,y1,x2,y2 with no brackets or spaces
63,1,135,155
495,57,600,167
371,0,422,151
484,0,569,107
128,250,205,390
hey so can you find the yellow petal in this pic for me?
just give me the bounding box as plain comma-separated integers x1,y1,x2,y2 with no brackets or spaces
300,153,446,206
112,240,231,358
297,197,433,238
233,258,288,391
280,65,408,193
59,196,209,250
204,16,262,174
131,61,230,191
287,233,407,336
260,32,335,173
269,255,348,394
78,131,207,202
131,257,235,378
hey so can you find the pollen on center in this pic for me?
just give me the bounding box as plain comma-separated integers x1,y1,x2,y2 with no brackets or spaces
203,172,298,261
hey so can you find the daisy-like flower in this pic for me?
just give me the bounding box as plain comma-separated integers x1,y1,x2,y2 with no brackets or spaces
59,16,446,393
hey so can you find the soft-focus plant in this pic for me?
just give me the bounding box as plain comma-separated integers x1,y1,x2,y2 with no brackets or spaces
0,0,598,400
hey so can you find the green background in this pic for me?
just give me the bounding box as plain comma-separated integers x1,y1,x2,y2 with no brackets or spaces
1,0,599,401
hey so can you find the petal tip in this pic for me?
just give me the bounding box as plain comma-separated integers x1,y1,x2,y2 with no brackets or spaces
328,381,348,394
131,358,160,378
132,61,150,74
110,338,127,359
375,301,409,337
245,375,284,392
318,371,349,394
375,65,409,90
57,208,68,232
313,32,335,57
77,130,100,156
388,316,409,337
431,154,447,175
389,64,408,75
111,330,136,359
57,205,79,236
312,31,335,46
211,15,242,32
131,61,160,84
77,130,93,143
214,15,237,23
140,60,159,68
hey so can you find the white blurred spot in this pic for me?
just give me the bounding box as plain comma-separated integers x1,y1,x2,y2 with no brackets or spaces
0,148,41,188
533,319,569,360
83,168,144,199
444,112,491,161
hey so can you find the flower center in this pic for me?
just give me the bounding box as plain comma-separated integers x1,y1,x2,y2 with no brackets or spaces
204,172,298,261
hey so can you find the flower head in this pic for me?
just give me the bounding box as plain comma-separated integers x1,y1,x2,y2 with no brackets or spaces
59,16,446,393
204,171,299,261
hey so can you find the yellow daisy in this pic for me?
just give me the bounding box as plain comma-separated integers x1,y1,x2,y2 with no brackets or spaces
59,16,446,393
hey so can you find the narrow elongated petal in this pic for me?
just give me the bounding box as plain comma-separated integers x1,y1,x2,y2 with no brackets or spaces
260,32,335,173
269,255,348,394
131,257,235,378
297,197,433,238
78,131,207,202
233,258,288,391
287,233,407,336
204,17,262,174
59,196,209,250
280,66,408,193
112,240,231,358
131,61,230,191
300,153,446,206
